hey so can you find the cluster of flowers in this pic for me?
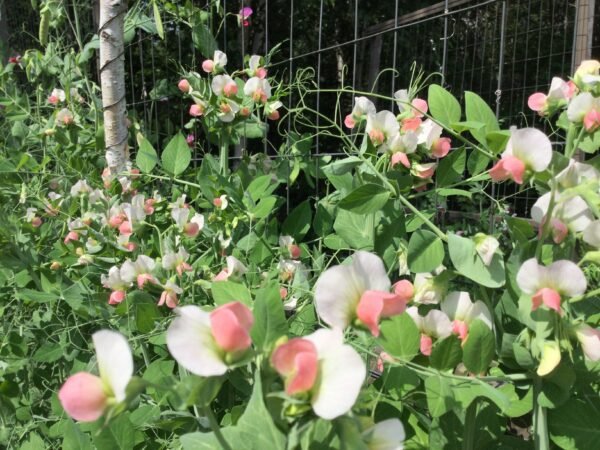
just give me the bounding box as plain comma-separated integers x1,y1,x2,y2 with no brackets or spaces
178,51,283,125
344,90,452,190
44,87,85,130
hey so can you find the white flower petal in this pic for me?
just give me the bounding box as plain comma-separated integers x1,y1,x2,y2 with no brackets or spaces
547,260,587,297
506,128,552,172
363,418,406,450
560,196,593,232
314,265,360,329
583,220,600,247
92,330,133,402
567,92,594,122
441,291,473,321
421,310,452,339
166,306,227,376
516,258,545,294
468,301,493,330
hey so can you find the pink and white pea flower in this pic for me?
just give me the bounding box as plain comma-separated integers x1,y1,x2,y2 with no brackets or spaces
278,259,304,282
189,100,207,117
25,207,42,228
528,77,575,115
413,270,447,305
211,75,238,98
162,247,193,276
158,280,183,308
70,179,92,197
265,100,283,120
406,307,453,356
417,119,451,158
101,266,132,305
388,132,418,169
344,96,376,129
554,159,599,189
247,55,267,78
202,50,227,74
120,255,157,289
314,252,411,337
48,88,66,105
575,324,600,361
213,194,228,210
167,302,254,376
412,162,437,179
474,233,500,266
56,108,74,127
171,207,204,237
366,111,399,151
213,255,247,281
64,218,86,244
362,418,406,450
59,330,133,422
440,291,493,344
271,328,366,419
489,127,552,185
516,258,587,313
279,235,301,259
217,99,240,122
567,92,600,131
120,194,148,236
531,192,593,243
573,60,600,90
243,77,271,103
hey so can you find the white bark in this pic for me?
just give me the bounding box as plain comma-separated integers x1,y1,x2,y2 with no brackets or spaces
99,0,128,175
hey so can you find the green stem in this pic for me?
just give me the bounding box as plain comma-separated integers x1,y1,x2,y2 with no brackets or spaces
565,126,585,159
533,378,550,450
144,173,203,190
463,400,478,450
204,406,232,450
397,193,447,242
569,286,600,303
219,136,229,176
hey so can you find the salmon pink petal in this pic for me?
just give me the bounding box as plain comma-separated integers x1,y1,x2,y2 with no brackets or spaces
202,59,214,73
584,109,600,131
137,274,154,289
109,290,126,305
420,334,433,356
272,338,318,395
528,93,547,112
287,351,318,395
58,372,107,422
432,137,451,158
210,302,253,353
550,218,568,244
213,269,229,281
356,291,385,337
391,152,410,168
401,117,421,132
411,98,428,117
452,320,469,342
490,156,526,184
532,288,561,312
393,279,414,301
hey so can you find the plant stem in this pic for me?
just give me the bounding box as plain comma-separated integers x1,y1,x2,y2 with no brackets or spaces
396,193,448,242
204,406,232,450
219,136,229,176
463,400,478,450
569,286,600,303
533,378,550,450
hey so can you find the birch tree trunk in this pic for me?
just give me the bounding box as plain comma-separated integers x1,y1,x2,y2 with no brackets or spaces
99,0,128,175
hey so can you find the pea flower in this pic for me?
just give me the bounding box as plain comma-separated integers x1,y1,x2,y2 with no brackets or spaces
314,252,411,337
527,77,575,115
474,233,500,266
162,247,193,276
440,292,492,343
366,111,399,151
516,258,587,313
531,192,593,243
406,307,452,356
567,92,600,131
212,75,238,98
120,255,157,289
344,96,376,129
489,128,552,184
202,50,227,74
189,101,206,117
167,302,254,376
388,132,418,168
418,119,452,158
25,207,42,228
213,256,247,281
279,235,301,259
247,55,267,79
56,108,74,126
583,220,600,247
554,159,599,189
218,99,240,122
244,77,271,103
171,207,204,237
265,100,283,120
213,194,228,209
178,79,191,93
271,328,366,419
101,266,132,305
70,179,92,197
158,280,183,308
573,60,600,90
48,88,66,105
575,324,600,361
413,271,447,305
239,6,253,27
58,330,133,422
362,419,406,450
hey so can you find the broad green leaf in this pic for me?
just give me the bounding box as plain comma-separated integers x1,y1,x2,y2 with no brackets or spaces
251,283,288,351
33,343,63,363
486,130,511,154
378,313,420,360
322,156,363,175
62,420,92,450
428,84,461,126
93,414,136,450
407,229,444,273
161,133,191,176
282,200,312,241
462,319,495,374
211,281,252,306
338,183,391,215
250,196,277,219
192,24,218,58
436,188,472,199
135,133,159,173
467,150,490,175
465,91,499,146
333,209,375,250
152,0,164,39
247,175,276,202
425,376,456,417
436,147,466,186
548,397,600,449
448,233,505,288
430,335,462,371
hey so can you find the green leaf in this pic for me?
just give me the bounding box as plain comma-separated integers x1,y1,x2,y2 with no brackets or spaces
428,84,461,126
62,420,92,450
212,281,252,306
467,150,491,176
486,130,511,154
247,175,276,202
152,0,164,39
464,91,499,146
322,156,363,175
548,397,600,449
333,210,374,250
448,233,505,288
135,302,161,333
462,319,495,374
407,229,445,273
378,313,420,360
250,196,277,219
436,147,466,186
251,283,288,351
425,376,456,417
33,343,63,363
338,183,391,215
161,133,191,176
430,335,463,371
135,133,159,173
282,200,312,241
437,188,472,199
192,24,218,58
93,414,136,450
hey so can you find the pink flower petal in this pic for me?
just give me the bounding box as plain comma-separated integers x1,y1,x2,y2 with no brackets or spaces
356,291,385,337
210,302,254,353
411,98,428,117
393,280,414,302
527,92,547,112
431,137,451,158
532,287,561,313
452,320,469,343
58,372,107,422
391,152,410,168
109,290,126,305
489,156,526,184
584,109,600,132
420,334,433,356
271,338,318,395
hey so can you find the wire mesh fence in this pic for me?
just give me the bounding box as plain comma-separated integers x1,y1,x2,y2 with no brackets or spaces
3,0,597,220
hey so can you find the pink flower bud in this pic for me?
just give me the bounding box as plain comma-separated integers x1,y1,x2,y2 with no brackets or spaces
50,261,62,270
202,59,215,73
109,290,126,305
58,372,107,422
391,152,410,168
64,231,79,244
189,104,204,117
48,95,59,105
31,217,42,228
186,134,195,147
210,302,254,354
268,110,280,121
178,79,191,93
279,287,288,299
289,244,301,259
256,67,267,79
344,114,356,129
431,137,451,158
